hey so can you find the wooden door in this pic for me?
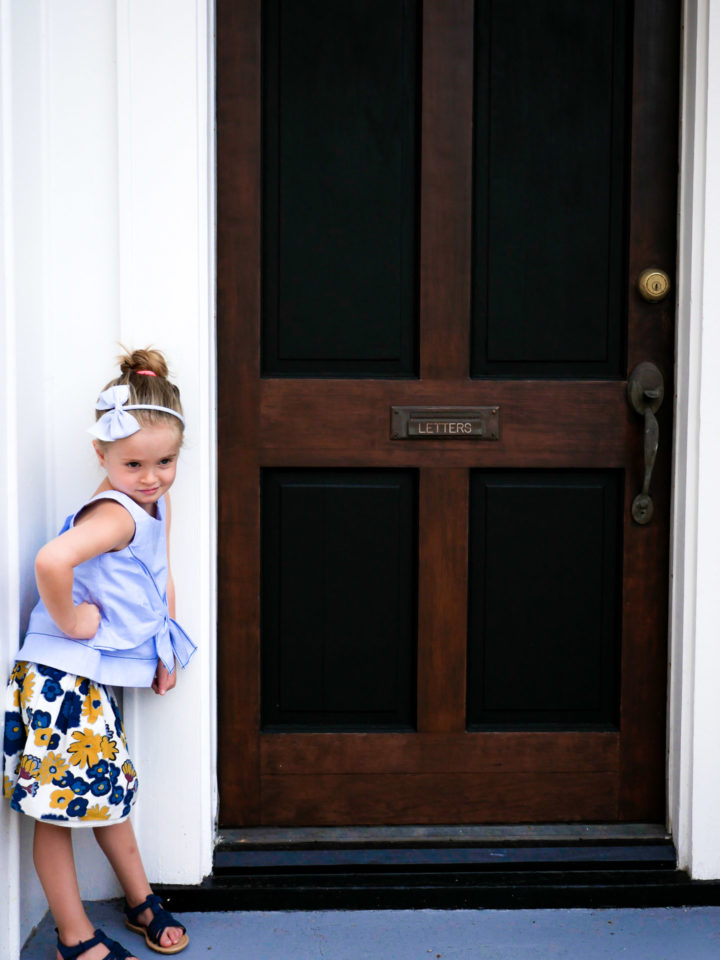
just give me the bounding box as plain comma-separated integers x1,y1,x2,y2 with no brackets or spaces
217,0,679,826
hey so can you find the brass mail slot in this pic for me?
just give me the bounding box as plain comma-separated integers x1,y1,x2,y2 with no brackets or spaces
391,406,500,440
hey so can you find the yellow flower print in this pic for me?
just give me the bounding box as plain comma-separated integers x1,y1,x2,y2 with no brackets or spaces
67,728,101,768
81,686,103,724
34,728,51,749
12,688,20,709
37,752,69,786
49,788,73,810
99,736,118,761
18,755,41,780
9,661,28,685
122,760,136,781
19,672,36,709
3,775,15,799
83,804,111,821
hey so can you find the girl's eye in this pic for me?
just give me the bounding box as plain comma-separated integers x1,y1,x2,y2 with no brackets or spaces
160,458,173,465
126,462,140,468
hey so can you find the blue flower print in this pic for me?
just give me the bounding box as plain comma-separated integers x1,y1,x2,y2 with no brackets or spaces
55,691,82,734
47,733,60,750
88,760,110,780
69,777,90,796
13,781,38,805
107,763,120,783
3,711,24,755
37,665,65,680
52,771,73,788
122,786,137,818
41,813,69,822
91,778,111,797
109,699,124,741
78,678,90,696
66,797,88,818
110,785,124,806
31,710,51,730
41,678,63,702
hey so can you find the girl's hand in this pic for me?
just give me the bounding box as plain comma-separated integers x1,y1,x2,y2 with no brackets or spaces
69,602,101,639
152,659,177,696
35,500,134,638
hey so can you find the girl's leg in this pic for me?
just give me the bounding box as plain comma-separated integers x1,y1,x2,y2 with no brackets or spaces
93,819,184,949
33,821,138,960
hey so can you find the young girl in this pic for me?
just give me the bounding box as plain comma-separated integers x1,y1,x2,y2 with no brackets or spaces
3,349,196,960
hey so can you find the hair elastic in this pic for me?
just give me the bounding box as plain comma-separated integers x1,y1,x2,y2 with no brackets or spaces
136,370,157,377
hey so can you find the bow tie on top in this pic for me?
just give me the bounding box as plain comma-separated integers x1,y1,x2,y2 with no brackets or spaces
89,384,185,442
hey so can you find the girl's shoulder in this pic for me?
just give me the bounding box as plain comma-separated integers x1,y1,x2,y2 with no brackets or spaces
74,489,164,525
70,491,165,552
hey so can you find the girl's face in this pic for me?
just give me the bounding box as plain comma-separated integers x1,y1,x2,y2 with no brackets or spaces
93,422,182,513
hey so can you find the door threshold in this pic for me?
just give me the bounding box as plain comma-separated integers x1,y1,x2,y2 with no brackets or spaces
214,823,674,874
147,824,714,912
216,823,670,851
154,821,720,912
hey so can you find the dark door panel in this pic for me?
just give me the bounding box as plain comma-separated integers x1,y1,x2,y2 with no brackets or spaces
262,0,420,377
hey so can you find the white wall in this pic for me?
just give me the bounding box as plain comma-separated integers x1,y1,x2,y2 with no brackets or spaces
0,2,215,956
115,0,217,886
670,0,720,880
0,5,23,958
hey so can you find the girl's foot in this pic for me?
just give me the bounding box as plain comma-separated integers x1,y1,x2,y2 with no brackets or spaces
56,947,138,960
124,894,188,954
56,927,138,960
132,903,185,950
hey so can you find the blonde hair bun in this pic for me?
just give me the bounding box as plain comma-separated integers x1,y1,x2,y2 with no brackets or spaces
118,347,170,380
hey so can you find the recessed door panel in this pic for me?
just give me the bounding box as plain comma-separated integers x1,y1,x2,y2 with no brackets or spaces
262,0,420,377
471,0,628,376
261,469,417,728
467,471,621,728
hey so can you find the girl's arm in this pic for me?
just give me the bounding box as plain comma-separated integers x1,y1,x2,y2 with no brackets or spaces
35,500,135,639
152,492,177,695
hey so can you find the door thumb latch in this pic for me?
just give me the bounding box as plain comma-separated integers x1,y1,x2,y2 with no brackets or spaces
627,362,664,525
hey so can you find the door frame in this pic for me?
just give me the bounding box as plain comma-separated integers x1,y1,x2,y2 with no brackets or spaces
667,0,720,879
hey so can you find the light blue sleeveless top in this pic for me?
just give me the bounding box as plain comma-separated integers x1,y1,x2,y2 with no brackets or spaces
19,491,196,687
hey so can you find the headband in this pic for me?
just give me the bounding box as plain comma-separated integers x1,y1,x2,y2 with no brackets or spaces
89,385,185,442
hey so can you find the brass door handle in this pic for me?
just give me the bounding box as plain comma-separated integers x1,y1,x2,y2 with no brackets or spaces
627,362,664,524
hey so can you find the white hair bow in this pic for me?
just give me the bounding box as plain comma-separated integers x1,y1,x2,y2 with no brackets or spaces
89,386,142,441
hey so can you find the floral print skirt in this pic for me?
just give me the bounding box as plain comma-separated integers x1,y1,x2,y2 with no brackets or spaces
3,661,138,826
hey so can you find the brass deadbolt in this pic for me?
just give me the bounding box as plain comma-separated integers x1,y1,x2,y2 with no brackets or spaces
638,267,671,302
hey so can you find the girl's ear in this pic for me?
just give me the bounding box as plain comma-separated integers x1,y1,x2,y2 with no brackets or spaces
92,440,107,468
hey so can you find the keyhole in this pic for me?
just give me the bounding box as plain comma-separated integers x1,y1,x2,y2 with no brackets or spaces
632,493,654,525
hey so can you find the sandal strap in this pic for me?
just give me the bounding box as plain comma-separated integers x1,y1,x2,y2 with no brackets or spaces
125,892,160,924
147,907,187,946
56,930,103,960
126,893,187,947
57,928,133,960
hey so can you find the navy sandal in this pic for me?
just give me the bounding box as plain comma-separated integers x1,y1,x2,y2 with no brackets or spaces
124,894,189,955
56,928,135,960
